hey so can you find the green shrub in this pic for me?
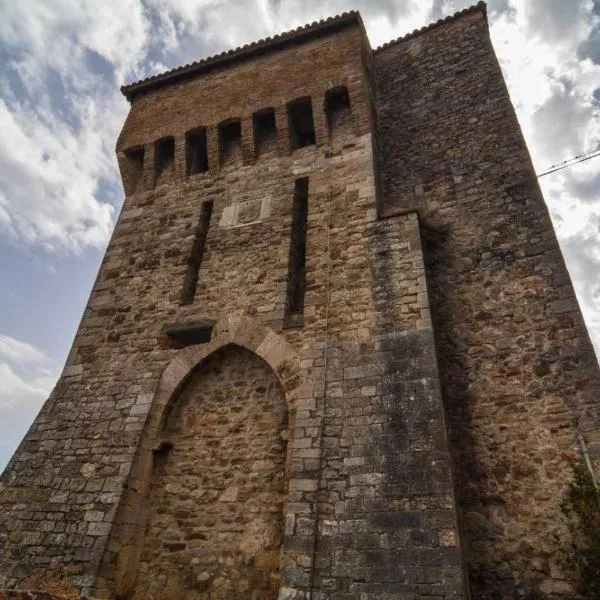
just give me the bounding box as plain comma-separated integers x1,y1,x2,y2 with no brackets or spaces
561,462,600,599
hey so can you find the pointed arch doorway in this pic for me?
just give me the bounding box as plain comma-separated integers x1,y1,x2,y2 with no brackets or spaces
133,343,288,599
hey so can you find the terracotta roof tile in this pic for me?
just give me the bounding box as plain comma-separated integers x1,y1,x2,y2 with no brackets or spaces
121,3,487,101
121,11,361,100
374,2,487,53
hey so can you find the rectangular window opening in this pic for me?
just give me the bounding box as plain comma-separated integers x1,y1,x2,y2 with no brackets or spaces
180,200,214,305
156,137,175,179
284,178,309,328
287,98,315,150
186,129,208,175
253,109,277,157
325,87,352,139
219,120,242,166
123,146,144,194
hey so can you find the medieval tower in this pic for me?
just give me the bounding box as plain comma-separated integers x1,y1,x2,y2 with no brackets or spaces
1,3,599,599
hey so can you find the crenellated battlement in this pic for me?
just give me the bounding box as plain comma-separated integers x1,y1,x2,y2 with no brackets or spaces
117,83,361,196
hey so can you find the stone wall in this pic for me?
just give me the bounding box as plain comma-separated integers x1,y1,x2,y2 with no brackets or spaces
375,5,600,598
0,21,374,597
133,345,288,599
3,4,599,600
3,16,465,599
310,212,465,599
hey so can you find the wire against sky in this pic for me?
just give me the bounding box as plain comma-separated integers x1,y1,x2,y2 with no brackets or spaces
537,148,600,178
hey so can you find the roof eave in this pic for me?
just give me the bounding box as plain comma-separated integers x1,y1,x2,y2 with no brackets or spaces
374,1,487,54
121,11,361,101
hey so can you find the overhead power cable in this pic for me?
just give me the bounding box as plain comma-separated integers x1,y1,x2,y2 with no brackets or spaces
537,148,600,178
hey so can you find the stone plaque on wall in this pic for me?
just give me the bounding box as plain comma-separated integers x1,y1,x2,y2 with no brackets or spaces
220,193,271,228
236,198,262,224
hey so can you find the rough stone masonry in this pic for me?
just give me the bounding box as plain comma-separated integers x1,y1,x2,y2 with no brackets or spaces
1,3,599,599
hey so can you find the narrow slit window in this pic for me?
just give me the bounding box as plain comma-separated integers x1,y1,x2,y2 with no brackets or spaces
253,108,277,157
156,137,175,179
284,178,309,328
219,120,242,166
122,147,144,195
287,98,315,150
181,200,214,305
186,129,208,175
325,87,352,138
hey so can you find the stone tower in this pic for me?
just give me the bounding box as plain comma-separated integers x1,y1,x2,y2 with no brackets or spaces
1,3,599,599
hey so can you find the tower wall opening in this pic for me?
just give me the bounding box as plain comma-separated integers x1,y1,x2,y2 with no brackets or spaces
132,345,288,599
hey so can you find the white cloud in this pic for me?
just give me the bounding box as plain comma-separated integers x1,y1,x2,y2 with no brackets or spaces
0,97,117,252
0,334,58,471
0,363,52,414
0,0,435,256
0,0,150,254
559,216,600,354
0,334,50,365
0,0,150,86
481,0,600,356
521,0,595,45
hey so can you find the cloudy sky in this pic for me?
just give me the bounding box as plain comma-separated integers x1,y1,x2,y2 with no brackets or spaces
0,0,599,470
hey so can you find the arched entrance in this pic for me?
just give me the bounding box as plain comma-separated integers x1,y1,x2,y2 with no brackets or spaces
100,314,308,600
133,344,288,599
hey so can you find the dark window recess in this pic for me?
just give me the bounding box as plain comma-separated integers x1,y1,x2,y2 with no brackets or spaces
123,147,144,194
186,129,208,175
219,120,242,165
254,109,277,156
284,178,309,328
181,200,213,305
325,87,352,138
287,98,315,149
156,137,175,178
165,319,214,347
